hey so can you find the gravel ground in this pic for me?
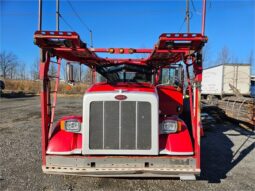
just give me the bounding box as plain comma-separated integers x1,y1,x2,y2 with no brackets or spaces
0,96,254,191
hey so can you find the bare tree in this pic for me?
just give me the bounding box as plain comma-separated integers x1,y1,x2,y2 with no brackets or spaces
217,46,231,64
83,67,92,84
18,62,27,80
202,44,212,68
248,51,254,75
61,62,67,81
31,57,40,80
231,56,240,64
248,50,254,65
0,51,18,79
9,65,17,79
49,63,57,77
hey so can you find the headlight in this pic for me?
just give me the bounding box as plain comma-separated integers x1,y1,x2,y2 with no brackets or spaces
160,120,178,134
64,120,81,133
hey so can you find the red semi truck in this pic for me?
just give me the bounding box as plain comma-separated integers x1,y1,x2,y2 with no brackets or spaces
34,2,207,180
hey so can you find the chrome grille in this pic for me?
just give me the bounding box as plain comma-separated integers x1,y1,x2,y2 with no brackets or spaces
89,101,151,150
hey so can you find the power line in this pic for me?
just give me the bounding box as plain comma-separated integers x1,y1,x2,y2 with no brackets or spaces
209,0,212,9
191,0,201,15
59,13,75,31
66,0,93,47
66,0,92,33
178,17,186,33
191,0,197,13
178,11,193,33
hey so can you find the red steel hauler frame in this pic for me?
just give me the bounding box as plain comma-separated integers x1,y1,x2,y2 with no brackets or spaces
34,0,207,179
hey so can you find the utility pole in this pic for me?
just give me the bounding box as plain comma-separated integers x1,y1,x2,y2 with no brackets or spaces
56,0,60,31
201,0,207,35
90,30,93,48
186,0,190,33
38,0,42,30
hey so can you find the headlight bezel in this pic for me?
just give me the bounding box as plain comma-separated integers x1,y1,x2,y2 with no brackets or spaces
63,119,81,133
160,119,180,134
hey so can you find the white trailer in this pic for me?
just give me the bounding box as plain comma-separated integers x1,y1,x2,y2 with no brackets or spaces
201,64,251,97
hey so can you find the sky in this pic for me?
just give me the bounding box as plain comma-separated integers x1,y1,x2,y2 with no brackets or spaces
0,0,255,74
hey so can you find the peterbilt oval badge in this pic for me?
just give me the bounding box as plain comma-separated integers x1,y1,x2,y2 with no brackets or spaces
115,95,127,100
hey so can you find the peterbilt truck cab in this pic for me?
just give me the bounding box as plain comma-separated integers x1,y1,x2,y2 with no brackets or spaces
47,64,193,156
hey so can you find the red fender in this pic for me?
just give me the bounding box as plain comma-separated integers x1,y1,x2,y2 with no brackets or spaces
47,116,82,155
159,117,193,155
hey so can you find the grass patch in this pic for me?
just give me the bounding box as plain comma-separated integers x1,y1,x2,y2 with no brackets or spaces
3,80,89,95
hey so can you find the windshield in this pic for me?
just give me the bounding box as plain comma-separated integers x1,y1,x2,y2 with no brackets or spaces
95,64,153,83
118,71,151,82
96,71,151,83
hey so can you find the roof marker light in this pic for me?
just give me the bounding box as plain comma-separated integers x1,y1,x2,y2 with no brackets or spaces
119,48,124,54
128,48,136,54
109,48,115,53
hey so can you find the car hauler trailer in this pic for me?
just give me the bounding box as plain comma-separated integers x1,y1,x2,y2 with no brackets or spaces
201,64,251,98
34,1,207,180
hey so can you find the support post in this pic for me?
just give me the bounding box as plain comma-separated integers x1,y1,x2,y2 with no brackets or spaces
38,0,43,61
48,58,61,137
39,52,50,166
56,0,59,31
193,53,203,170
193,77,201,170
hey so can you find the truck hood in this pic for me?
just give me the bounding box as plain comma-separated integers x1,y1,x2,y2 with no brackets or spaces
86,82,156,94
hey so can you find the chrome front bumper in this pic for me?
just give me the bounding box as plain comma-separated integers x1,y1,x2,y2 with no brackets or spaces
43,156,199,179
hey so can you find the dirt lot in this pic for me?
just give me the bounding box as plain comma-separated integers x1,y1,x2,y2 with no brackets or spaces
0,96,254,191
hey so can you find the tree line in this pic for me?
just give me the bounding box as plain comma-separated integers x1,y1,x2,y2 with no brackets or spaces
0,51,91,83
203,46,254,69
0,51,38,80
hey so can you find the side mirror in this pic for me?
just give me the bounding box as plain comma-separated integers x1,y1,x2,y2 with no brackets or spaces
66,63,74,83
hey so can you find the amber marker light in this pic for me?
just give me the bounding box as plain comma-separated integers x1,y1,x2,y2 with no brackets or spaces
128,48,135,54
60,120,65,130
177,120,182,132
176,86,182,92
109,48,115,53
119,48,124,54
